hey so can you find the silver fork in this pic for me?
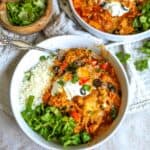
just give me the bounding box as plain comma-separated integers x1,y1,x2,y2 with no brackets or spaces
0,38,57,55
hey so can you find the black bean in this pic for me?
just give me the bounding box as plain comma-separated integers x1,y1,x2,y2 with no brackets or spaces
110,106,118,120
67,61,81,73
73,60,85,67
107,83,116,92
80,87,86,95
100,2,107,7
118,90,122,97
93,79,102,88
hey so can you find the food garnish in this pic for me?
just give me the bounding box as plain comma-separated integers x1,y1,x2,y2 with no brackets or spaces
24,70,32,81
73,0,150,34
22,96,91,146
134,40,150,71
20,48,121,146
116,51,131,64
7,0,46,26
133,1,150,32
115,41,150,71
134,59,149,71
71,74,79,83
139,40,150,55
57,80,65,87
40,55,48,61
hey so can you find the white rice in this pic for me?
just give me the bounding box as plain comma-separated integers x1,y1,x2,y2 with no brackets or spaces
19,57,54,110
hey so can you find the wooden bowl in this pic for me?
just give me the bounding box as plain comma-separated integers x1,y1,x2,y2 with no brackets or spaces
0,0,52,35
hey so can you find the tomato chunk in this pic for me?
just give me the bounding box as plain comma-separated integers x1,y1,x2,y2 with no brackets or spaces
70,111,80,121
79,78,89,85
100,62,109,70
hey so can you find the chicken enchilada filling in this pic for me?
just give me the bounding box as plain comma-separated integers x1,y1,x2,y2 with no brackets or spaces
72,0,149,34
43,48,121,135
21,48,121,146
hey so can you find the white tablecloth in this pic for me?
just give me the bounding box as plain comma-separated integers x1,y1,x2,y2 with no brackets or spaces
0,0,150,149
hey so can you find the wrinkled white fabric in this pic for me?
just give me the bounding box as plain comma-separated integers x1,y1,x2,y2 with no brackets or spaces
0,0,150,149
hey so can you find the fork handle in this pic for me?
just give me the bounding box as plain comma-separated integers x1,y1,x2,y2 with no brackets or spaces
0,38,57,55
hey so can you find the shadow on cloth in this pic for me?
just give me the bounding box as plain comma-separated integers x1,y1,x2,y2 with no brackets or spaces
0,50,26,118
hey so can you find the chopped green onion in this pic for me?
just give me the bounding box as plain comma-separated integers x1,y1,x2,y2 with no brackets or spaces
140,47,150,55
140,41,150,55
71,74,79,83
24,71,32,81
25,95,34,111
49,53,56,58
81,132,91,143
143,41,150,48
82,84,91,91
133,1,150,32
57,80,65,87
134,59,149,71
40,55,47,61
116,51,131,64
139,16,147,23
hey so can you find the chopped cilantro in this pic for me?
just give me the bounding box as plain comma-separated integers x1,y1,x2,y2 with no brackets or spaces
80,132,91,143
140,41,150,55
21,96,91,146
40,55,47,61
134,59,149,71
57,80,65,87
133,1,150,32
71,74,79,83
116,51,131,64
7,0,46,26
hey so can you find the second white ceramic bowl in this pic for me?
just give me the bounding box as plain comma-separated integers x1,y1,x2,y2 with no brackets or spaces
68,0,150,42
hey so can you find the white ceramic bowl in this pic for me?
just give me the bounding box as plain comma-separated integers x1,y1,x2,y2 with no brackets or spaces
68,0,150,42
10,35,129,150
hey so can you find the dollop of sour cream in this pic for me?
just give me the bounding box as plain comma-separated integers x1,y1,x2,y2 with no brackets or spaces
51,81,90,100
103,2,129,17
51,81,63,95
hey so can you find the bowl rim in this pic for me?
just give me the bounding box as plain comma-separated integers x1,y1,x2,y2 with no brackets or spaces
68,0,150,42
10,35,130,150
